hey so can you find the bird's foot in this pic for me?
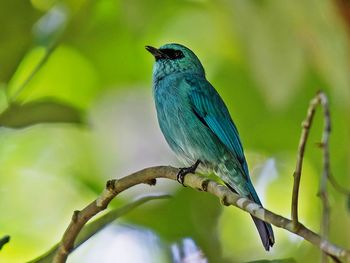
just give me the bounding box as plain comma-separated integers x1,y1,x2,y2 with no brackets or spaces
177,160,201,186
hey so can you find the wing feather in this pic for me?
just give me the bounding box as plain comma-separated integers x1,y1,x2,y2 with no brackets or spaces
187,78,249,176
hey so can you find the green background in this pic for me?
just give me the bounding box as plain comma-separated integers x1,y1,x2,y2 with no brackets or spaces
0,0,349,262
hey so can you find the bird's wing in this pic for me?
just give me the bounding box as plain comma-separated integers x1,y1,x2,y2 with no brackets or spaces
186,78,249,177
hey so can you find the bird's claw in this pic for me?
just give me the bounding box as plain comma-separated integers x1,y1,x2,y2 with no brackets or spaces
176,169,188,186
176,160,201,186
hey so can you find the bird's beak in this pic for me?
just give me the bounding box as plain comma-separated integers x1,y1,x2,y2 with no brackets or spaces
145,45,169,59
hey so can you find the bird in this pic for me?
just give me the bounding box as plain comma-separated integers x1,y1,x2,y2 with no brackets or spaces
146,43,275,251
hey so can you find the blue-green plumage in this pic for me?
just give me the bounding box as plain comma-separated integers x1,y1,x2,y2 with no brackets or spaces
146,43,275,250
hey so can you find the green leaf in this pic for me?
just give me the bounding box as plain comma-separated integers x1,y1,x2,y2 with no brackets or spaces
7,45,100,109
0,0,40,83
0,100,84,128
29,194,170,263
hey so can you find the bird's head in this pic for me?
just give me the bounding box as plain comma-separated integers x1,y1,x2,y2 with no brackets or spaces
146,43,205,81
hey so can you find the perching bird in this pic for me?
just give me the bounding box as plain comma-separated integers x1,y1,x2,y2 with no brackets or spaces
146,43,275,251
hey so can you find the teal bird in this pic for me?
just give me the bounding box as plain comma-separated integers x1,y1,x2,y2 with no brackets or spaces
146,43,275,250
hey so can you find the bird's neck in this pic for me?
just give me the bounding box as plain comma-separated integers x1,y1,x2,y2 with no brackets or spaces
152,61,205,84
153,72,205,86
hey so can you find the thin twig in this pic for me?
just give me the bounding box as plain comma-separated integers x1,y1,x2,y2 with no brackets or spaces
291,91,334,263
317,92,331,263
291,94,321,229
328,173,350,196
53,166,350,263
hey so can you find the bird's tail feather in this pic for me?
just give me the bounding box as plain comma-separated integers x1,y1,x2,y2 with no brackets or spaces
247,181,275,251
225,182,275,251
251,215,275,251
248,182,275,251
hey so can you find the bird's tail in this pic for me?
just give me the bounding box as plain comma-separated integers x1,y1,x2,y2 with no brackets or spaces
247,182,275,251
225,182,275,251
251,215,274,251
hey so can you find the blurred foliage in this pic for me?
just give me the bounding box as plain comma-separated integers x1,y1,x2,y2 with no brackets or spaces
0,0,349,262
31,194,170,263
0,100,83,128
124,187,223,262
246,259,296,263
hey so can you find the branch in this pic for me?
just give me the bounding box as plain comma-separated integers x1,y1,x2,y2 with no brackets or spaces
328,173,350,196
53,166,350,263
290,91,337,262
291,93,320,228
317,92,331,263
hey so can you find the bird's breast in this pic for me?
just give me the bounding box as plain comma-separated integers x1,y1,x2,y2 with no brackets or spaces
153,76,226,165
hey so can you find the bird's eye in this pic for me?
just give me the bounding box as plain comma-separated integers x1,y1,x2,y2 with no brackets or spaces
174,51,182,58
158,48,184,60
